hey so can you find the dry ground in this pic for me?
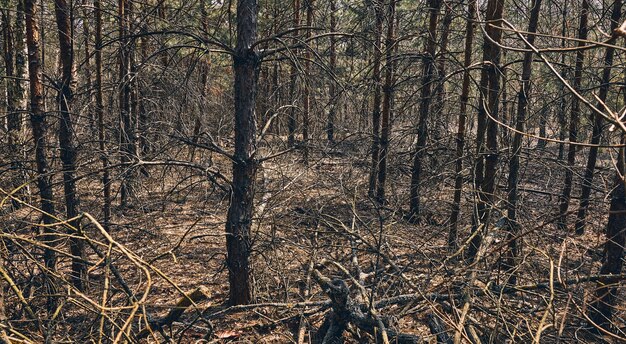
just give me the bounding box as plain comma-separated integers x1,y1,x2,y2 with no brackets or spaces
1,133,624,343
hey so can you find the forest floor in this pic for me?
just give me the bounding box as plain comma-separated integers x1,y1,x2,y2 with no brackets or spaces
2,133,625,343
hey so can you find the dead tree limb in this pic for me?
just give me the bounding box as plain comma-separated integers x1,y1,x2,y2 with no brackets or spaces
137,286,211,339
312,268,421,344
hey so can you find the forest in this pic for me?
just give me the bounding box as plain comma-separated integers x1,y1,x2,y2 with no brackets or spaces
1,0,626,342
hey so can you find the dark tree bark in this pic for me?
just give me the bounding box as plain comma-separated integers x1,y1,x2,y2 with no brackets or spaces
589,136,626,331
326,0,337,143
226,0,260,305
375,0,396,204
500,50,509,145
14,0,26,115
408,0,442,216
119,0,136,207
301,0,313,164
449,0,475,249
2,4,22,209
0,4,13,326
15,0,28,194
503,0,542,284
432,2,452,129
557,2,568,160
94,0,111,230
367,1,384,197
287,0,300,147
558,0,588,231
54,0,86,291
271,62,280,134
465,0,504,263
26,0,58,311
193,0,210,146
574,0,621,234
82,0,93,129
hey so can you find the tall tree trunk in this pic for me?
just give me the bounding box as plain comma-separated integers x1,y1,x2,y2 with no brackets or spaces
270,0,279,136
2,3,21,209
375,0,396,204
465,0,504,263
503,0,542,284
449,0,475,249
271,62,280,134
119,0,136,207
94,0,111,230
0,3,12,328
226,0,260,305
574,0,621,234
15,0,26,110
137,32,148,156
26,0,58,311
287,0,300,147
432,2,452,131
301,0,313,164
193,0,210,147
557,2,568,160
326,0,336,143
500,50,509,145
368,1,384,197
55,0,86,291
589,135,626,331
15,0,29,196
82,0,93,130
558,0,588,231
409,0,441,215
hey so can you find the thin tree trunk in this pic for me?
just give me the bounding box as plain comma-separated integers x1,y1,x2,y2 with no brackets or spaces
302,0,313,164
326,0,336,143
558,0,588,231
14,0,26,115
2,4,22,209
15,0,29,195
226,0,260,305
0,3,12,327
466,0,504,263
26,0,58,311
287,0,300,147
271,63,280,134
94,0,110,230
501,50,508,145
54,0,86,291
449,0,475,249
136,24,148,156
409,0,441,215
368,1,383,197
194,0,210,147
574,0,621,234
82,0,93,130
432,2,452,129
119,0,136,207
270,0,280,134
504,0,542,284
375,0,397,204
557,2,568,160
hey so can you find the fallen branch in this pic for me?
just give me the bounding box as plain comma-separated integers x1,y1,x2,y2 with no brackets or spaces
137,286,211,339
312,268,421,344
427,311,453,344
